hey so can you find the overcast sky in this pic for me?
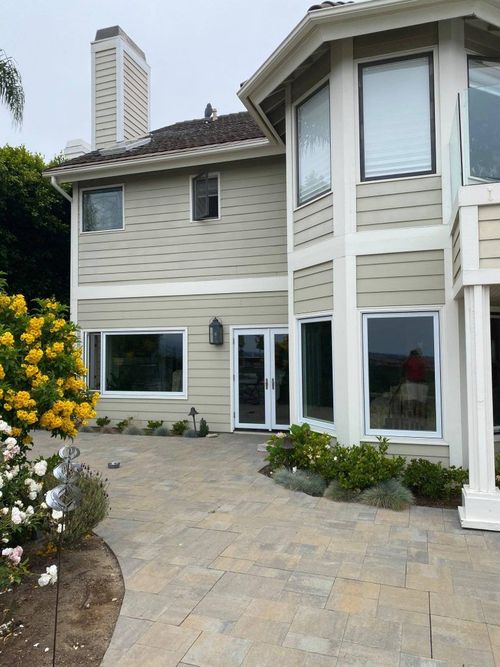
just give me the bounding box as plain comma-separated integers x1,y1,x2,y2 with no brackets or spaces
0,0,323,160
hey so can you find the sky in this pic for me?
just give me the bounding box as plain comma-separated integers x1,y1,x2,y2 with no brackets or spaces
1,0,320,161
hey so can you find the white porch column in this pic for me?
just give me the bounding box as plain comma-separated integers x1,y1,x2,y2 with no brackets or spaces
459,284,500,530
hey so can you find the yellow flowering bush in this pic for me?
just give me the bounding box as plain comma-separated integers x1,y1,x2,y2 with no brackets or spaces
0,293,99,444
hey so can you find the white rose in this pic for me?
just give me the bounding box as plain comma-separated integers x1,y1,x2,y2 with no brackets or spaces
52,510,63,521
33,460,48,477
38,564,58,587
29,492,37,500
38,573,51,587
4,437,17,447
11,507,23,525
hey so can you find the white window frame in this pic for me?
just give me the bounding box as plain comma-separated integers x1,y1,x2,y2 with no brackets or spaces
80,184,125,234
293,77,332,209
83,327,188,399
354,46,441,185
189,172,221,222
362,310,442,439
297,314,335,431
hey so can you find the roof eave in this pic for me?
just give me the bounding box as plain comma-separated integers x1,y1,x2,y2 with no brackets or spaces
238,0,500,110
43,137,284,182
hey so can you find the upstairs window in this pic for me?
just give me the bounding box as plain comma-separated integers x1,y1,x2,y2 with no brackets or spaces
296,83,331,206
192,173,219,220
82,186,123,232
359,54,436,181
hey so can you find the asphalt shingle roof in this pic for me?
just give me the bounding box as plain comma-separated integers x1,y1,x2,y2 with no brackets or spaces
54,111,265,169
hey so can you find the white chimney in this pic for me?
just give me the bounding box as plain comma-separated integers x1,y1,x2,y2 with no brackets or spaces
91,26,150,151
64,138,91,160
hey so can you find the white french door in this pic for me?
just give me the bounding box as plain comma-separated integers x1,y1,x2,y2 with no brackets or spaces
233,328,289,431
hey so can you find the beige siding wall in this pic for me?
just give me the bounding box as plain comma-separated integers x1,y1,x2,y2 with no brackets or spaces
293,193,333,248
78,291,288,431
353,22,438,59
386,442,449,466
94,48,117,149
356,177,442,231
357,250,445,307
452,216,461,283
294,261,333,315
479,204,500,268
123,52,149,141
78,157,287,285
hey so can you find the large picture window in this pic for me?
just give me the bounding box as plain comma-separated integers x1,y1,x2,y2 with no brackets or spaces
359,54,435,181
296,84,331,206
82,186,123,232
300,318,334,424
363,312,441,437
85,330,186,396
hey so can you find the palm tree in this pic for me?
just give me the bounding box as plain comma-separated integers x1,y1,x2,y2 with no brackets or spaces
0,49,24,126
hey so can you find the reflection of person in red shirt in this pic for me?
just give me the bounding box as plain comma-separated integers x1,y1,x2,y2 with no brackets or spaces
402,349,428,419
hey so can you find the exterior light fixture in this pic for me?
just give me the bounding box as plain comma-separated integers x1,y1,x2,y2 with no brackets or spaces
209,317,223,345
188,406,199,432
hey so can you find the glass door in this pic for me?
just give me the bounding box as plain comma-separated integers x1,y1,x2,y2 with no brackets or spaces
234,328,289,430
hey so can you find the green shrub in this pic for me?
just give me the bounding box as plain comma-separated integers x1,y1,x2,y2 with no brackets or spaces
359,479,414,511
116,417,133,433
266,423,332,477
324,480,360,502
153,425,170,436
147,420,164,431
329,438,406,492
184,429,198,438
124,425,143,435
403,458,468,500
62,466,110,545
273,468,327,496
96,416,111,428
198,418,209,438
171,419,188,435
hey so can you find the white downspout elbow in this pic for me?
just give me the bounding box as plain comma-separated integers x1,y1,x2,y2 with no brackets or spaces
50,176,72,203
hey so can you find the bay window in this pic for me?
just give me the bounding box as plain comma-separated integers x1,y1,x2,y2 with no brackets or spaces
359,53,435,181
362,312,441,437
296,84,331,206
299,317,334,424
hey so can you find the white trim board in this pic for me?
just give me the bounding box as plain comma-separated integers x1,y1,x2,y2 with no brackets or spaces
76,276,288,301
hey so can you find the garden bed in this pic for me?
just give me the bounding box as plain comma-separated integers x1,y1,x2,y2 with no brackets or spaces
0,534,124,666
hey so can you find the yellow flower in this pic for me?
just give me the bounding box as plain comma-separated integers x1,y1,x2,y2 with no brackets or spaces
16,409,37,424
50,319,66,333
12,391,36,409
23,435,33,445
20,332,35,345
24,365,39,378
74,402,95,421
64,376,85,392
0,364,4,380
0,295,10,308
31,373,49,388
44,301,58,311
11,427,21,437
0,331,14,346
0,389,3,399
25,348,43,365
40,410,63,430
3,403,12,411
8,294,27,316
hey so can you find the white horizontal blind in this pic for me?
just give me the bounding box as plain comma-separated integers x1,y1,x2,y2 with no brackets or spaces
361,56,433,179
297,84,331,205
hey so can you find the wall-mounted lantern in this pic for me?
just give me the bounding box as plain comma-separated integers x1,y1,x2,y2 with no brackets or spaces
209,317,223,345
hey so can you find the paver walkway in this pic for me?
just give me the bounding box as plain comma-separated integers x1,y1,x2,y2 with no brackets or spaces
36,431,500,667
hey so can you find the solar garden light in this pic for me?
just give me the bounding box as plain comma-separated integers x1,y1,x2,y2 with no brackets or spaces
281,435,295,470
188,406,199,433
45,445,82,667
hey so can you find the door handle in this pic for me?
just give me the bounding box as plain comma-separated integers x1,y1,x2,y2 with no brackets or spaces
265,378,268,390
272,378,275,390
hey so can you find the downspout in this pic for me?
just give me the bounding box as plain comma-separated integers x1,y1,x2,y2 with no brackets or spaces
50,175,72,202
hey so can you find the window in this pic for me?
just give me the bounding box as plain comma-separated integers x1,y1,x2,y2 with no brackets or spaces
82,186,123,232
300,318,334,424
86,332,101,391
192,173,219,220
359,54,435,181
468,56,500,90
363,312,441,437
491,315,500,431
296,84,331,205
85,330,186,396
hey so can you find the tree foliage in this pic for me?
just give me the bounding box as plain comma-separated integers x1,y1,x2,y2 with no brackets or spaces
0,49,24,126
0,146,70,305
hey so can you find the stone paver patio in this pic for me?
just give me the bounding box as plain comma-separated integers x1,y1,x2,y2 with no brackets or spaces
36,431,500,667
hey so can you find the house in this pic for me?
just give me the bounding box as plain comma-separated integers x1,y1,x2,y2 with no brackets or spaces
45,0,500,530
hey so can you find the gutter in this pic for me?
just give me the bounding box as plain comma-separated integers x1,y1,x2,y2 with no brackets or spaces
50,176,72,202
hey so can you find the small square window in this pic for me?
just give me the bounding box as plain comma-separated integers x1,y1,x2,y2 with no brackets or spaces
82,187,123,232
192,174,219,220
